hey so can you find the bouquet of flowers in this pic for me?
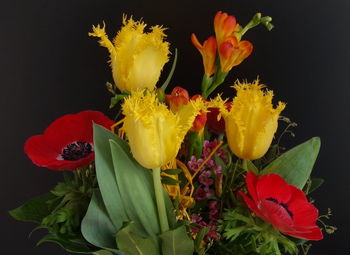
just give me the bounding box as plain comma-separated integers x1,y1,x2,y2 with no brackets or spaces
10,11,335,255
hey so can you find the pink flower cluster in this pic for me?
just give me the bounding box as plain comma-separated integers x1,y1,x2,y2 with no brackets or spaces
187,140,227,201
187,140,228,243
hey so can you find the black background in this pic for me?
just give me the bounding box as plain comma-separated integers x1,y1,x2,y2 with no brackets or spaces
1,0,349,254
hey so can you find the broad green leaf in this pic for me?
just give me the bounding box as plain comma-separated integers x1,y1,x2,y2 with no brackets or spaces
81,189,122,253
116,222,158,255
159,225,194,255
93,250,115,255
93,124,128,230
9,193,56,223
37,233,96,254
109,140,160,240
308,178,325,194
262,137,321,188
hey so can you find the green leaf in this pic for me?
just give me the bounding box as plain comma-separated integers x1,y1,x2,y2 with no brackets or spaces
9,193,56,223
37,234,96,254
194,227,209,251
163,168,182,175
93,124,128,230
93,250,115,255
160,48,178,92
81,189,121,253
116,222,158,255
261,137,321,189
161,175,180,185
109,140,160,240
309,178,325,194
159,225,194,255
246,160,259,175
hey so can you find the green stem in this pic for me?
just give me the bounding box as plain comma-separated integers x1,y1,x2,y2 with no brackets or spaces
152,167,169,233
242,159,248,171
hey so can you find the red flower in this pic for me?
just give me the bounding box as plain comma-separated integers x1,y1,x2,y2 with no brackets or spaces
207,102,231,134
24,111,114,171
238,172,323,240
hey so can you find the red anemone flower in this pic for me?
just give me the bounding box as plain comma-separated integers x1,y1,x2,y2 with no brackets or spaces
238,172,323,240
24,110,114,171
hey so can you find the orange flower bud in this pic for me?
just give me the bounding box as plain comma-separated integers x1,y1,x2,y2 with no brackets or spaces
191,34,217,76
214,11,238,45
166,86,190,112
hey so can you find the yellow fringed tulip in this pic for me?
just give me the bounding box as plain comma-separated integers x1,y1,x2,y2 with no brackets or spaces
89,15,170,92
213,80,285,160
122,90,204,169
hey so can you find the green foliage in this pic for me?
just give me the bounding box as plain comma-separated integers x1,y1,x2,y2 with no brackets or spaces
216,208,298,255
304,178,325,194
261,137,321,189
159,225,194,255
9,165,97,253
81,189,121,253
116,222,158,255
160,48,178,92
37,233,96,254
163,168,182,175
85,124,183,253
162,175,180,185
9,193,57,223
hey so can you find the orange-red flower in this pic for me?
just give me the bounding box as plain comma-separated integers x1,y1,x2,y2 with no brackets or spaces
166,86,190,112
190,95,207,133
214,11,253,73
191,34,217,76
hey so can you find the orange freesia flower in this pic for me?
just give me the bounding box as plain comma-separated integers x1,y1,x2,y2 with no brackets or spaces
214,11,239,45
191,34,217,76
218,36,253,72
214,11,253,73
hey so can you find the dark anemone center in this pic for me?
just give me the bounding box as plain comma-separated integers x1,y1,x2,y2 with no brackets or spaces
61,142,93,161
266,197,294,218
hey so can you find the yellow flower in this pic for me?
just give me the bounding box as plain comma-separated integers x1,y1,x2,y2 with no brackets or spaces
122,90,204,169
89,15,170,92
212,80,285,160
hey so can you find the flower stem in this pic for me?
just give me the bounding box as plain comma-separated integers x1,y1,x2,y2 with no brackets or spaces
242,159,248,171
152,167,169,233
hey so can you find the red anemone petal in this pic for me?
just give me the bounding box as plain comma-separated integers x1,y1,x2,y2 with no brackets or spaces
77,111,114,141
288,184,307,203
283,225,323,240
46,153,95,171
24,135,60,164
289,200,319,226
238,191,266,220
256,174,292,204
246,172,259,203
259,199,293,228
43,113,87,152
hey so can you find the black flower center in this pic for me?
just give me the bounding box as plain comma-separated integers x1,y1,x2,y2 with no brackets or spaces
61,142,93,161
266,197,294,218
